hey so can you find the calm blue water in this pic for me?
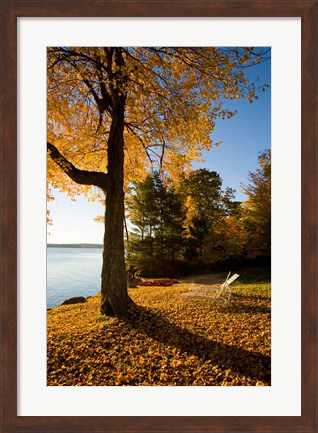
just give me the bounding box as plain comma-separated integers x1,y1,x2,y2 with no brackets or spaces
47,247,102,308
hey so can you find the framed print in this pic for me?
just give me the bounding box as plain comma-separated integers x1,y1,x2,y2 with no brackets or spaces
1,1,317,432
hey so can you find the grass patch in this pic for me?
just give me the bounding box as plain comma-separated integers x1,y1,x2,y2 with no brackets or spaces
47,270,271,386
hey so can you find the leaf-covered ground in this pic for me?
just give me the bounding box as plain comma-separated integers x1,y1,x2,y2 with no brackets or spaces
47,270,271,386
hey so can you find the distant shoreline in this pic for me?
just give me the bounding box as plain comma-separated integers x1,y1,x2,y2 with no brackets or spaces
48,243,103,249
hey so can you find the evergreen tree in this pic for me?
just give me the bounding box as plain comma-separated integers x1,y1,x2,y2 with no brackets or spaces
127,172,184,276
181,169,234,265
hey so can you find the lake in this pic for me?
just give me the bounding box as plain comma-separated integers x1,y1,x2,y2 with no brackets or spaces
47,247,103,308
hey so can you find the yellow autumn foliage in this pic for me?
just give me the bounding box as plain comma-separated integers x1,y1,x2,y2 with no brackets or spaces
47,47,269,201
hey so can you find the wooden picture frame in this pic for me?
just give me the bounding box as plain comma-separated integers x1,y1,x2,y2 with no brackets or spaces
1,1,317,432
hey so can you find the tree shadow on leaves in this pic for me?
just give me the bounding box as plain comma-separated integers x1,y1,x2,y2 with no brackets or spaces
229,298,271,315
233,293,270,302
124,303,271,383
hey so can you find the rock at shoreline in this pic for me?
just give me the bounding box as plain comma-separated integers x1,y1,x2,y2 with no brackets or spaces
61,296,87,306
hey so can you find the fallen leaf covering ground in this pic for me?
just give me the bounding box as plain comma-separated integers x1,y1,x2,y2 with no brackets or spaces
47,269,271,386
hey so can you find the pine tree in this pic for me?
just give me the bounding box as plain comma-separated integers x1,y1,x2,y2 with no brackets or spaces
127,172,184,276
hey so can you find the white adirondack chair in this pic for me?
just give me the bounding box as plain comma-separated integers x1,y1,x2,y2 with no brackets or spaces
182,272,239,307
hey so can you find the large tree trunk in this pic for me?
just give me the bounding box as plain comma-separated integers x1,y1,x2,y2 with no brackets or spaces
100,98,131,316
48,47,133,317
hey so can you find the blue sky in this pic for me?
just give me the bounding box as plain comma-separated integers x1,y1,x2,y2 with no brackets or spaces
48,55,271,244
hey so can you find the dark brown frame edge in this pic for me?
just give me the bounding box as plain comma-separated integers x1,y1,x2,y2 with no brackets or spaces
1,1,317,432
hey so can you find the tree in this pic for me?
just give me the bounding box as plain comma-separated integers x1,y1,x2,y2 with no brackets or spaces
127,172,184,276
126,173,160,275
47,47,270,316
240,149,271,259
181,169,233,265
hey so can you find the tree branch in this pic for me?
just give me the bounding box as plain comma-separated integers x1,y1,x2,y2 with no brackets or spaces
47,142,110,192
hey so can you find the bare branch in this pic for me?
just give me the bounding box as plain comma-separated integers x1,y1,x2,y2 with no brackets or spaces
124,124,154,167
159,138,166,171
47,142,110,192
